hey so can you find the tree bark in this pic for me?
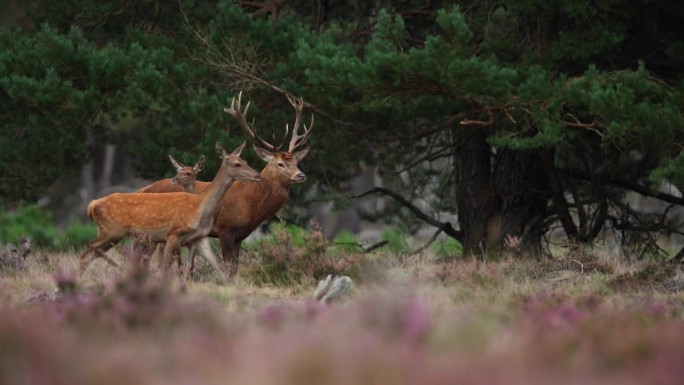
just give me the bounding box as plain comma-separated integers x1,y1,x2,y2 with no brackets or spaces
455,128,496,255
454,128,550,256
494,148,550,256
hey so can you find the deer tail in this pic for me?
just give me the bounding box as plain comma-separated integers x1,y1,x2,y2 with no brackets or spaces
86,200,97,221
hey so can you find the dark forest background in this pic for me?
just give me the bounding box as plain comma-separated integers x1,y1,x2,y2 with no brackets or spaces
1,0,683,258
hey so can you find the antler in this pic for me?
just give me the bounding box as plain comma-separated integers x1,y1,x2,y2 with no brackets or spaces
224,91,278,152
225,91,313,153
286,94,313,153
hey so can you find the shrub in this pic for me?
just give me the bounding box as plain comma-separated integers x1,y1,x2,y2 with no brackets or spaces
60,219,98,249
242,221,364,286
0,204,61,248
432,236,462,259
381,227,410,253
0,204,97,251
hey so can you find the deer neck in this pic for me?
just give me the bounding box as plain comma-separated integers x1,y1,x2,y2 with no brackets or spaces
248,171,290,221
197,165,235,228
184,184,196,193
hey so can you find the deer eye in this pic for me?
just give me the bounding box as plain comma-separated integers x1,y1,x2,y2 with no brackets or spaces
277,162,285,168
234,163,241,167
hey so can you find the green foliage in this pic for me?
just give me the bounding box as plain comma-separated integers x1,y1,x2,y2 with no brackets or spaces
0,204,96,249
0,205,61,248
431,237,462,260
332,230,362,253
61,219,98,249
381,228,410,253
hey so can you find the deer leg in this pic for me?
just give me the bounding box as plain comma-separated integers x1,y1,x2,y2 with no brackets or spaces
219,233,240,277
162,236,181,272
174,248,183,270
150,243,164,269
195,238,225,280
188,243,196,276
79,236,121,276
185,242,197,278
79,248,97,276
131,237,147,268
95,250,120,268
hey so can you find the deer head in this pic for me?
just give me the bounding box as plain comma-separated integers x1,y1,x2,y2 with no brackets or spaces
214,141,262,183
169,154,205,190
224,92,312,186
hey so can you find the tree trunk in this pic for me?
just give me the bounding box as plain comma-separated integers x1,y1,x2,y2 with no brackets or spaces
100,144,117,190
455,128,496,255
455,129,551,256
493,148,550,256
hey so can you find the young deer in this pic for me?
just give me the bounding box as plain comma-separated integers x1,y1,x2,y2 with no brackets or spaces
137,154,206,269
138,155,207,193
79,142,261,276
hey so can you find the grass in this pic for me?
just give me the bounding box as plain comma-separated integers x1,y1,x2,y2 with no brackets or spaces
1,244,684,385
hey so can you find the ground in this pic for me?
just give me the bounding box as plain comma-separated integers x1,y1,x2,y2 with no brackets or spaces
1,245,684,385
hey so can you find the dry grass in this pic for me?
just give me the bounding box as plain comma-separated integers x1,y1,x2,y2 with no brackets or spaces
1,245,684,385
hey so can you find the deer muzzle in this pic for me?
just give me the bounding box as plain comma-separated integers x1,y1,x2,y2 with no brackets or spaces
294,171,306,182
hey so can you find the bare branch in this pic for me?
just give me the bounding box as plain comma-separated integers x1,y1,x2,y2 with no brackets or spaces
355,187,463,242
411,227,444,255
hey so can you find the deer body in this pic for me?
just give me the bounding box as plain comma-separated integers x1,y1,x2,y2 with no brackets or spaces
87,192,209,243
208,150,308,275
79,143,260,276
215,178,290,238
137,154,208,269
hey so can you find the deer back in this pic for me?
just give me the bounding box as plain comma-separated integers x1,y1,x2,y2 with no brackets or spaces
88,192,205,239
137,179,212,194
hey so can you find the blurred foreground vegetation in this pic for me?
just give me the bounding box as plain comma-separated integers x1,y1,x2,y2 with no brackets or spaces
0,228,684,385
1,240,684,385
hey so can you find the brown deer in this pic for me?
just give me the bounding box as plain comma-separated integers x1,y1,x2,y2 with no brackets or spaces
138,154,207,193
137,154,207,269
78,142,261,276
204,91,312,276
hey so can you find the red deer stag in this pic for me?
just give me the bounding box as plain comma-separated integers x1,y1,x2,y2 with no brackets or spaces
138,154,206,193
201,91,312,276
78,142,261,276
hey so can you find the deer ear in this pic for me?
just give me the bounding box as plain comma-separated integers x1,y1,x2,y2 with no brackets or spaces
215,142,228,159
232,141,247,157
293,147,309,162
253,145,274,162
194,155,205,173
168,155,184,171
